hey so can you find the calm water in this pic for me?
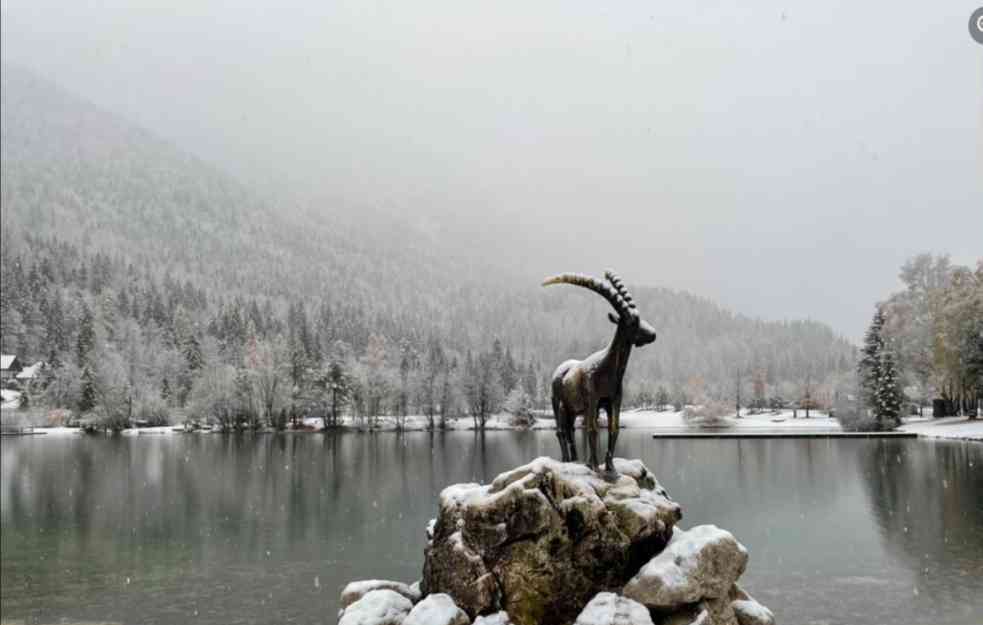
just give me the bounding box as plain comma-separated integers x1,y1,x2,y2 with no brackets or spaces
1,432,981,625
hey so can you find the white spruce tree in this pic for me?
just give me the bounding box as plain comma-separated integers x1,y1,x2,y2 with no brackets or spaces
859,308,885,412
858,306,904,430
876,347,904,427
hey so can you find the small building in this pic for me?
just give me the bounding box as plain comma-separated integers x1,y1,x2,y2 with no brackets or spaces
16,361,47,382
0,355,22,384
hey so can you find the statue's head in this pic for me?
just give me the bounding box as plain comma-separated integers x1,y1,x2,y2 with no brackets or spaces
542,270,657,349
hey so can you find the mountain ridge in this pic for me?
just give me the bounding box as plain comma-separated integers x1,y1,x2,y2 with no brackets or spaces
1,63,855,409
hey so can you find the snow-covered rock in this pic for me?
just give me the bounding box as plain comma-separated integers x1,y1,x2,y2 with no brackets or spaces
402,593,469,625
623,525,748,611
340,579,420,609
472,611,514,625
422,457,681,625
733,599,774,625
730,586,775,625
337,589,413,625
573,592,654,625
341,457,776,625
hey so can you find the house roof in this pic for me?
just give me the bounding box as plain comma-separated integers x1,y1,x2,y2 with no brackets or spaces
0,355,18,370
16,361,46,379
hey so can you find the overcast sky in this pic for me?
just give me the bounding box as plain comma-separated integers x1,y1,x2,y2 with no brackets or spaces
2,0,981,340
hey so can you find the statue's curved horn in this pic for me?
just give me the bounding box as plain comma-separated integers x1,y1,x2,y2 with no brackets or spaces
604,270,638,318
542,273,628,317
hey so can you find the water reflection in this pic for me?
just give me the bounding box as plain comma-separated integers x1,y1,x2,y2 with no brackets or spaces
855,439,983,622
1,433,981,625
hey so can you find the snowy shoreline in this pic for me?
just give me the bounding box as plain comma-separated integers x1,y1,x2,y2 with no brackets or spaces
6,409,980,441
898,416,983,442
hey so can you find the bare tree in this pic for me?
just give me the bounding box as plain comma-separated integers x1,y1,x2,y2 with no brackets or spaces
246,336,287,430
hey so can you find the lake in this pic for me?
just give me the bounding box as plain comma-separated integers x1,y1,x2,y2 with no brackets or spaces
1,431,981,625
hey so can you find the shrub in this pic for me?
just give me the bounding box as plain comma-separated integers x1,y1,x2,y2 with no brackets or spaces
834,394,891,432
504,388,535,425
95,391,132,433
188,365,238,430
136,398,171,426
46,408,73,427
836,409,881,432
682,401,734,428
508,411,537,428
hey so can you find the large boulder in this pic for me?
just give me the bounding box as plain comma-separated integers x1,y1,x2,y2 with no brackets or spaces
340,580,420,609
623,525,747,611
337,589,413,625
574,592,654,625
402,593,470,625
422,457,682,625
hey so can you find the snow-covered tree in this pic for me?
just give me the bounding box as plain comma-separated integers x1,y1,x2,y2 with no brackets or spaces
875,348,904,427
858,307,904,429
77,364,97,413
655,386,671,411
75,302,95,367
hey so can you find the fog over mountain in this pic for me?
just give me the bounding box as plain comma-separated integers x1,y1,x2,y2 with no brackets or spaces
2,0,980,340
1,64,856,414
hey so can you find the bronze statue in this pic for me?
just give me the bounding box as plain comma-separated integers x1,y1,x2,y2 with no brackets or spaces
543,271,656,475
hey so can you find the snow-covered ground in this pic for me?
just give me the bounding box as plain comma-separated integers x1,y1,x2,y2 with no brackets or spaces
17,410,840,435
0,388,21,409
899,416,983,441
0,424,183,436
297,409,839,432
6,409,980,440
619,409,841,431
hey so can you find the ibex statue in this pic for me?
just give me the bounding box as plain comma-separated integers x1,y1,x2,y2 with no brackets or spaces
543,271,656,475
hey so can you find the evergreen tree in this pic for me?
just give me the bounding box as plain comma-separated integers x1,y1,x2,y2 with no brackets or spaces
76,302,95,366
177,333,202,408
523,357,539,407
501,346,518,393
43,293,67,355
875,348,904,427
78,364,97,413
858,307,904,429
287,300,312,385
858,308,886,407
326,359,350,428
184,334,204,371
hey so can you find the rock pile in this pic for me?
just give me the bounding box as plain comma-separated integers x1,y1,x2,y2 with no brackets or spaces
338,457,774,625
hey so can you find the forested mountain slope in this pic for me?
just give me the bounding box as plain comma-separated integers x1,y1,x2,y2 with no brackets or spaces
0,64,855,420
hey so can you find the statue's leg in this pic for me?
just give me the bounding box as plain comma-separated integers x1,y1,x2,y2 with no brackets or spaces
556,430,569,462
586,399,600,470
604,402,620,476
566,413,578,462
552,397,569,462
